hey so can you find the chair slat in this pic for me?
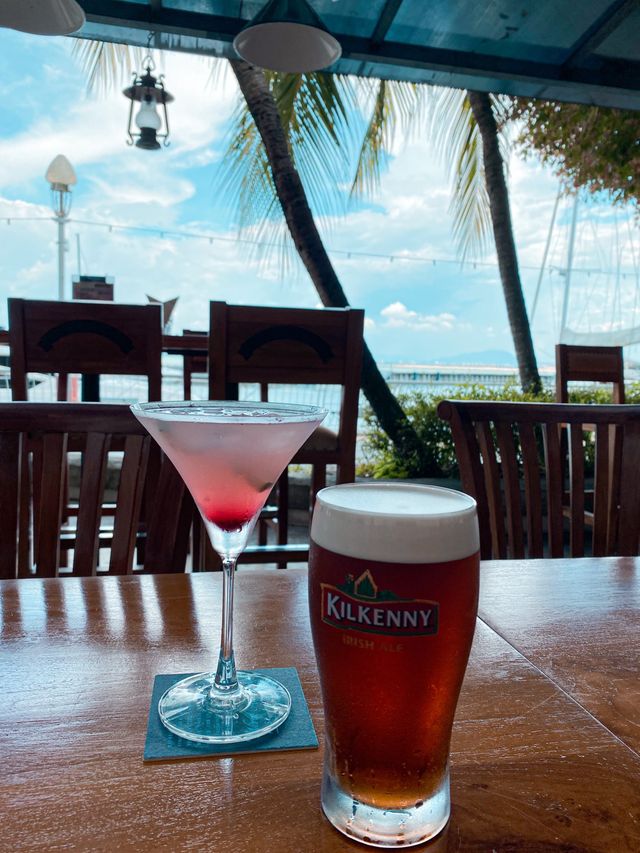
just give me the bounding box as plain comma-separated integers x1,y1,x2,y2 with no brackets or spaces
73,433,109,576
519,422,544,557
142,455,189,573
606,424,623,555
476,423,506,559
0,433,21,578
592,423,610,557
110,435,149,574
568,423,585,557
617,422,640,555
543,424,564,557
444,402,492,559
34,433,66,578
495,422,524,558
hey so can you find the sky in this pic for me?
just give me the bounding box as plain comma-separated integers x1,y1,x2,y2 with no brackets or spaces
0,28,638,369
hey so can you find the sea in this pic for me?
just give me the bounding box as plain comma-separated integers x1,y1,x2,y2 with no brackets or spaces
0,356,562,459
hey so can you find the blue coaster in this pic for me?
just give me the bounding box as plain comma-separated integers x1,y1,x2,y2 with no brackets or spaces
143,667,318,761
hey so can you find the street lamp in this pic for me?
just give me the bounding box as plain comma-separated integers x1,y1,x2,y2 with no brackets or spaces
45,154,77,301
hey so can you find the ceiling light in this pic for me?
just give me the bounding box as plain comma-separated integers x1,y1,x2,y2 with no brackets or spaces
233,0,341,73
0,0,85,36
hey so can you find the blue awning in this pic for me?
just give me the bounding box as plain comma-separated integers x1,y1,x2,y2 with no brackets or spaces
77,0,640,110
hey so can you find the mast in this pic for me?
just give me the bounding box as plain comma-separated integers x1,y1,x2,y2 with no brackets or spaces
531,187,561,323
559,195,579,341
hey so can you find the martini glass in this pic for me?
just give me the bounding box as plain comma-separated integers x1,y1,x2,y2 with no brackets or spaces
132,400,326,744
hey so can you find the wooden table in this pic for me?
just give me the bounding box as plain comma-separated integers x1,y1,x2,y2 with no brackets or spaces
1,559,639,851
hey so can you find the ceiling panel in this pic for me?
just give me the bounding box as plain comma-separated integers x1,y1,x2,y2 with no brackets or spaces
76,0,640,111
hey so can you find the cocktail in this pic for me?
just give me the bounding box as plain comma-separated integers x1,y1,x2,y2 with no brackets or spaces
132,400,325,744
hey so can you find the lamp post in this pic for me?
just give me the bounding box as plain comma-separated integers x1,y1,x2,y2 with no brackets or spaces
45,154,77,301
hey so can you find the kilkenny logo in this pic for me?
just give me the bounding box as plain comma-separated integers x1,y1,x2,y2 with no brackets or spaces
321,570,439,636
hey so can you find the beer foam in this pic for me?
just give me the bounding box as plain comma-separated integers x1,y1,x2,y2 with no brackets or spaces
311,483,479,564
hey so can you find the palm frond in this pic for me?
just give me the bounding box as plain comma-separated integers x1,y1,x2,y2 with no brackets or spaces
216,70,357,268
351,79,427,198
430,88,495,260
71,39,144,94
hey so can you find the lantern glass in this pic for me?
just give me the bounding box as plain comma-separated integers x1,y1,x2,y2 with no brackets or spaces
136,98,162,131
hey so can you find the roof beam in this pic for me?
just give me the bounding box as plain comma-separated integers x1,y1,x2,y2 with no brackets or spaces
339,34,640,91
563,0,639,67
82,0,240,40
370,0,404,46
79,0,640,108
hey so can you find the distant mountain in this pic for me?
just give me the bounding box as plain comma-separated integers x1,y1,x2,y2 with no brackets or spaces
433,350,517,367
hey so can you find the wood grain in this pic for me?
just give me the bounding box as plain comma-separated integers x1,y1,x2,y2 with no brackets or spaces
480,557,640,757
1,568,639,851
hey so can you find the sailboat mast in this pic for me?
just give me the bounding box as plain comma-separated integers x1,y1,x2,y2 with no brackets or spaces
531,187,562,323
559,195,579,340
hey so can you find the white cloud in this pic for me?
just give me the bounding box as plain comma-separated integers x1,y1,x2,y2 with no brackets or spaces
380,302,458,332
0,45,238,192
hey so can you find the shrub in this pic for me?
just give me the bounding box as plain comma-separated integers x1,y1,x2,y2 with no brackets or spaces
359,381,640,479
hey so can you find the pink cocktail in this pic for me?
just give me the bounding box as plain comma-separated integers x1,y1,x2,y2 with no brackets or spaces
132,401,325,744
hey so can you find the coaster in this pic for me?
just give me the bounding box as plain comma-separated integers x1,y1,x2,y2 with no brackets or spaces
143,667,318,762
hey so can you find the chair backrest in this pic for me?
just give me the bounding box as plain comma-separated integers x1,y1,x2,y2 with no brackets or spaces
556,344,625,403
437,400,640,559
208,301,364,463
8,299,163,401
0,403,188,579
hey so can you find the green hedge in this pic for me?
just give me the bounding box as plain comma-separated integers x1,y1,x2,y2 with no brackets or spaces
359,381,640,479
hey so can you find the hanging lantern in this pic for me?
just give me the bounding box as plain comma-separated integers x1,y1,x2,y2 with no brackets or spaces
123,57,173,151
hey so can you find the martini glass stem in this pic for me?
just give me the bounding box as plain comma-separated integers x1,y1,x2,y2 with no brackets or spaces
214,556,239,695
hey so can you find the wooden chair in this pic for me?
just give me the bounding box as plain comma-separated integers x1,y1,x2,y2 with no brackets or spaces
8,298,163,402
0,403,190,579
8,298,169,567
556,344,626,528
555,344,625,403
437,400,640,559
208,302,364,566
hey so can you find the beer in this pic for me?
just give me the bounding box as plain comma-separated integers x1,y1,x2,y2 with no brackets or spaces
309,483,479,847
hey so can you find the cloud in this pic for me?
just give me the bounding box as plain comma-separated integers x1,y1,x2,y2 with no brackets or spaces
380,302,458,332
0,43,238,192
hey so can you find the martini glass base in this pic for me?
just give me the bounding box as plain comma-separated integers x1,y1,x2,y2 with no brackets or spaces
158,671,292,744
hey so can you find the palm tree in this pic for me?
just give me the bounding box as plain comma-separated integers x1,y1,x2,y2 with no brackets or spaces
466,92,541,392
228,60,434,471
223,68,542,393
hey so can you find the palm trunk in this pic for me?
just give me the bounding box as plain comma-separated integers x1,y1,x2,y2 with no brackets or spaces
231,59,437,474
467,91,542,394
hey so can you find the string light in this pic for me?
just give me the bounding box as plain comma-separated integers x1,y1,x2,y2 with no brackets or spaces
0,213,637,278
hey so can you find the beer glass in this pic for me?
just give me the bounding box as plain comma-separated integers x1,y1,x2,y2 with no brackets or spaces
309,483,479,847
